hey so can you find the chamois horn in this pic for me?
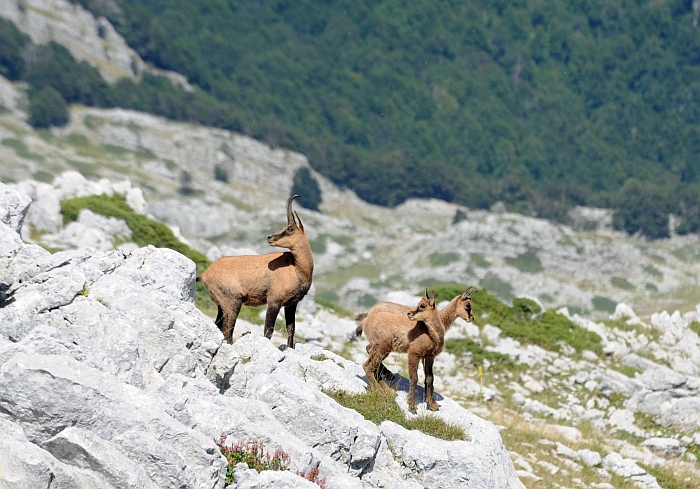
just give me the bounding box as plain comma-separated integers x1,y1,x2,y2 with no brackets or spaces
287,195,300,225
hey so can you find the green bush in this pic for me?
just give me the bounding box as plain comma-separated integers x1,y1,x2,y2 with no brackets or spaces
28,87,69,128
0,18,27,80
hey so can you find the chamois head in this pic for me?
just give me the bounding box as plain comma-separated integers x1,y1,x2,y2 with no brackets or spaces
458,287,475,323
267,195,306,249
407,289,437,322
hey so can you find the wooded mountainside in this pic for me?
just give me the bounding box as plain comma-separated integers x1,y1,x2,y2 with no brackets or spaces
3,0,700,239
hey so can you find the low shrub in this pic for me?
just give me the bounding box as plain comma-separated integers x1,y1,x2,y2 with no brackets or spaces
215,436,327,487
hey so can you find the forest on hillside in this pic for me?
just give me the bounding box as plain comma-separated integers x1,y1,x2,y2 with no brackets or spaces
3,0,700,239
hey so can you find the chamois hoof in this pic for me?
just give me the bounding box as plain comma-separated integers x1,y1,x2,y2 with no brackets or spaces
427,403,440,412
408,405,417,415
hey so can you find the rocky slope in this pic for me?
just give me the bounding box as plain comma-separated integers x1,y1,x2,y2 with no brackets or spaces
0,181,525,488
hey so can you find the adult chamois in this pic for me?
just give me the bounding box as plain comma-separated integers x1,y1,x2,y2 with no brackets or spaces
198,195,313,349
356,288,474,413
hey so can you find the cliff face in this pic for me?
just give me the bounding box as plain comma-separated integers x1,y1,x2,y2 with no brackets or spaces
0,0,191,88
0,181,525,489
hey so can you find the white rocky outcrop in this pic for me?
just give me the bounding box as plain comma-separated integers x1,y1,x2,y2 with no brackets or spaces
0,182,525,488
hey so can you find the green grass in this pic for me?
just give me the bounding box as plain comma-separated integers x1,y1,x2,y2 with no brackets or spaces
2,138,44,161
60,193,219,316
592,295,617,313
428,252,459,267
611,277,635,291
470,253,490,268
325,389,465,441
505,249,543,273
444,337,515,373
642,464,697,489
690,322,700,336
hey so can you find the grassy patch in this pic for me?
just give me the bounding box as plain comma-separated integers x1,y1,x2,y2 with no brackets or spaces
32,170,54,183
325,389,465,441
592,296,617,313
480,273,514,302
642,464,697,489
689,321,700,336
428,251,459,267
67,159,98,178
2,138,44,161
505,249,543,273
611,277,635,291
470,253,490,268
644,265,663,278
60,193,219,316
445,337,515,373
103,143,131,156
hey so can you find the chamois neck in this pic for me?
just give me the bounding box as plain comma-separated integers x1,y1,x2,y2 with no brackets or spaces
438,296,462,330
289,240,314,278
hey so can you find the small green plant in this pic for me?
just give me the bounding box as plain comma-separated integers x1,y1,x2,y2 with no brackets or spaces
689,321,700,336
78,284,89,297
215,436,327,488
325,389,465,441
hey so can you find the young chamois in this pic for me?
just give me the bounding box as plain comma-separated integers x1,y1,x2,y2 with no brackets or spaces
356,288,474,413
355,287,475,382
197,195,313,349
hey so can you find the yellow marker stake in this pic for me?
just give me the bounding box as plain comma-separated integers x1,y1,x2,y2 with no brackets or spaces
478,365,483,399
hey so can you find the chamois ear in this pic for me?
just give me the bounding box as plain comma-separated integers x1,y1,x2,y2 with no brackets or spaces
429,290,436,307
462,287,475,300
424,288,429,299
293,210,304,231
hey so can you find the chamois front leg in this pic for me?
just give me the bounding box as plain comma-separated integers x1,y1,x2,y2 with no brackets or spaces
407,352,420,414
423,356,439,411
284,303,297,349
264,303,281,341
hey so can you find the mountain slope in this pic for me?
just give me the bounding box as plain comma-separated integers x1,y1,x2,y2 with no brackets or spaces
66,0,700,237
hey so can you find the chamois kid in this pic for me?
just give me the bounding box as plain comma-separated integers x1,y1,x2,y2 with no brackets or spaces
198,195,313,348
357,288,474,413
356,287,474,384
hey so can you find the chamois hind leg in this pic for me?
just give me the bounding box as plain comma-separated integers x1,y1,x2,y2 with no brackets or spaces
264,303,281,341
284,303,297,349
364,344,394,383
363,344,390,390
407,352,420,414
423,356,439,411
220,298,243,344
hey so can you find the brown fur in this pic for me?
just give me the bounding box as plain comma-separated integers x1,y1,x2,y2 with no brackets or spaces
198,196,313,349
357,288,474,413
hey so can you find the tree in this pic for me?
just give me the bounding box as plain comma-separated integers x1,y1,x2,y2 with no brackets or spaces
28,87,68,128
291,167,322,211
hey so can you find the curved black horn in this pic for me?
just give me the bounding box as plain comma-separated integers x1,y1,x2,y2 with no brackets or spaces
287,195,300,224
